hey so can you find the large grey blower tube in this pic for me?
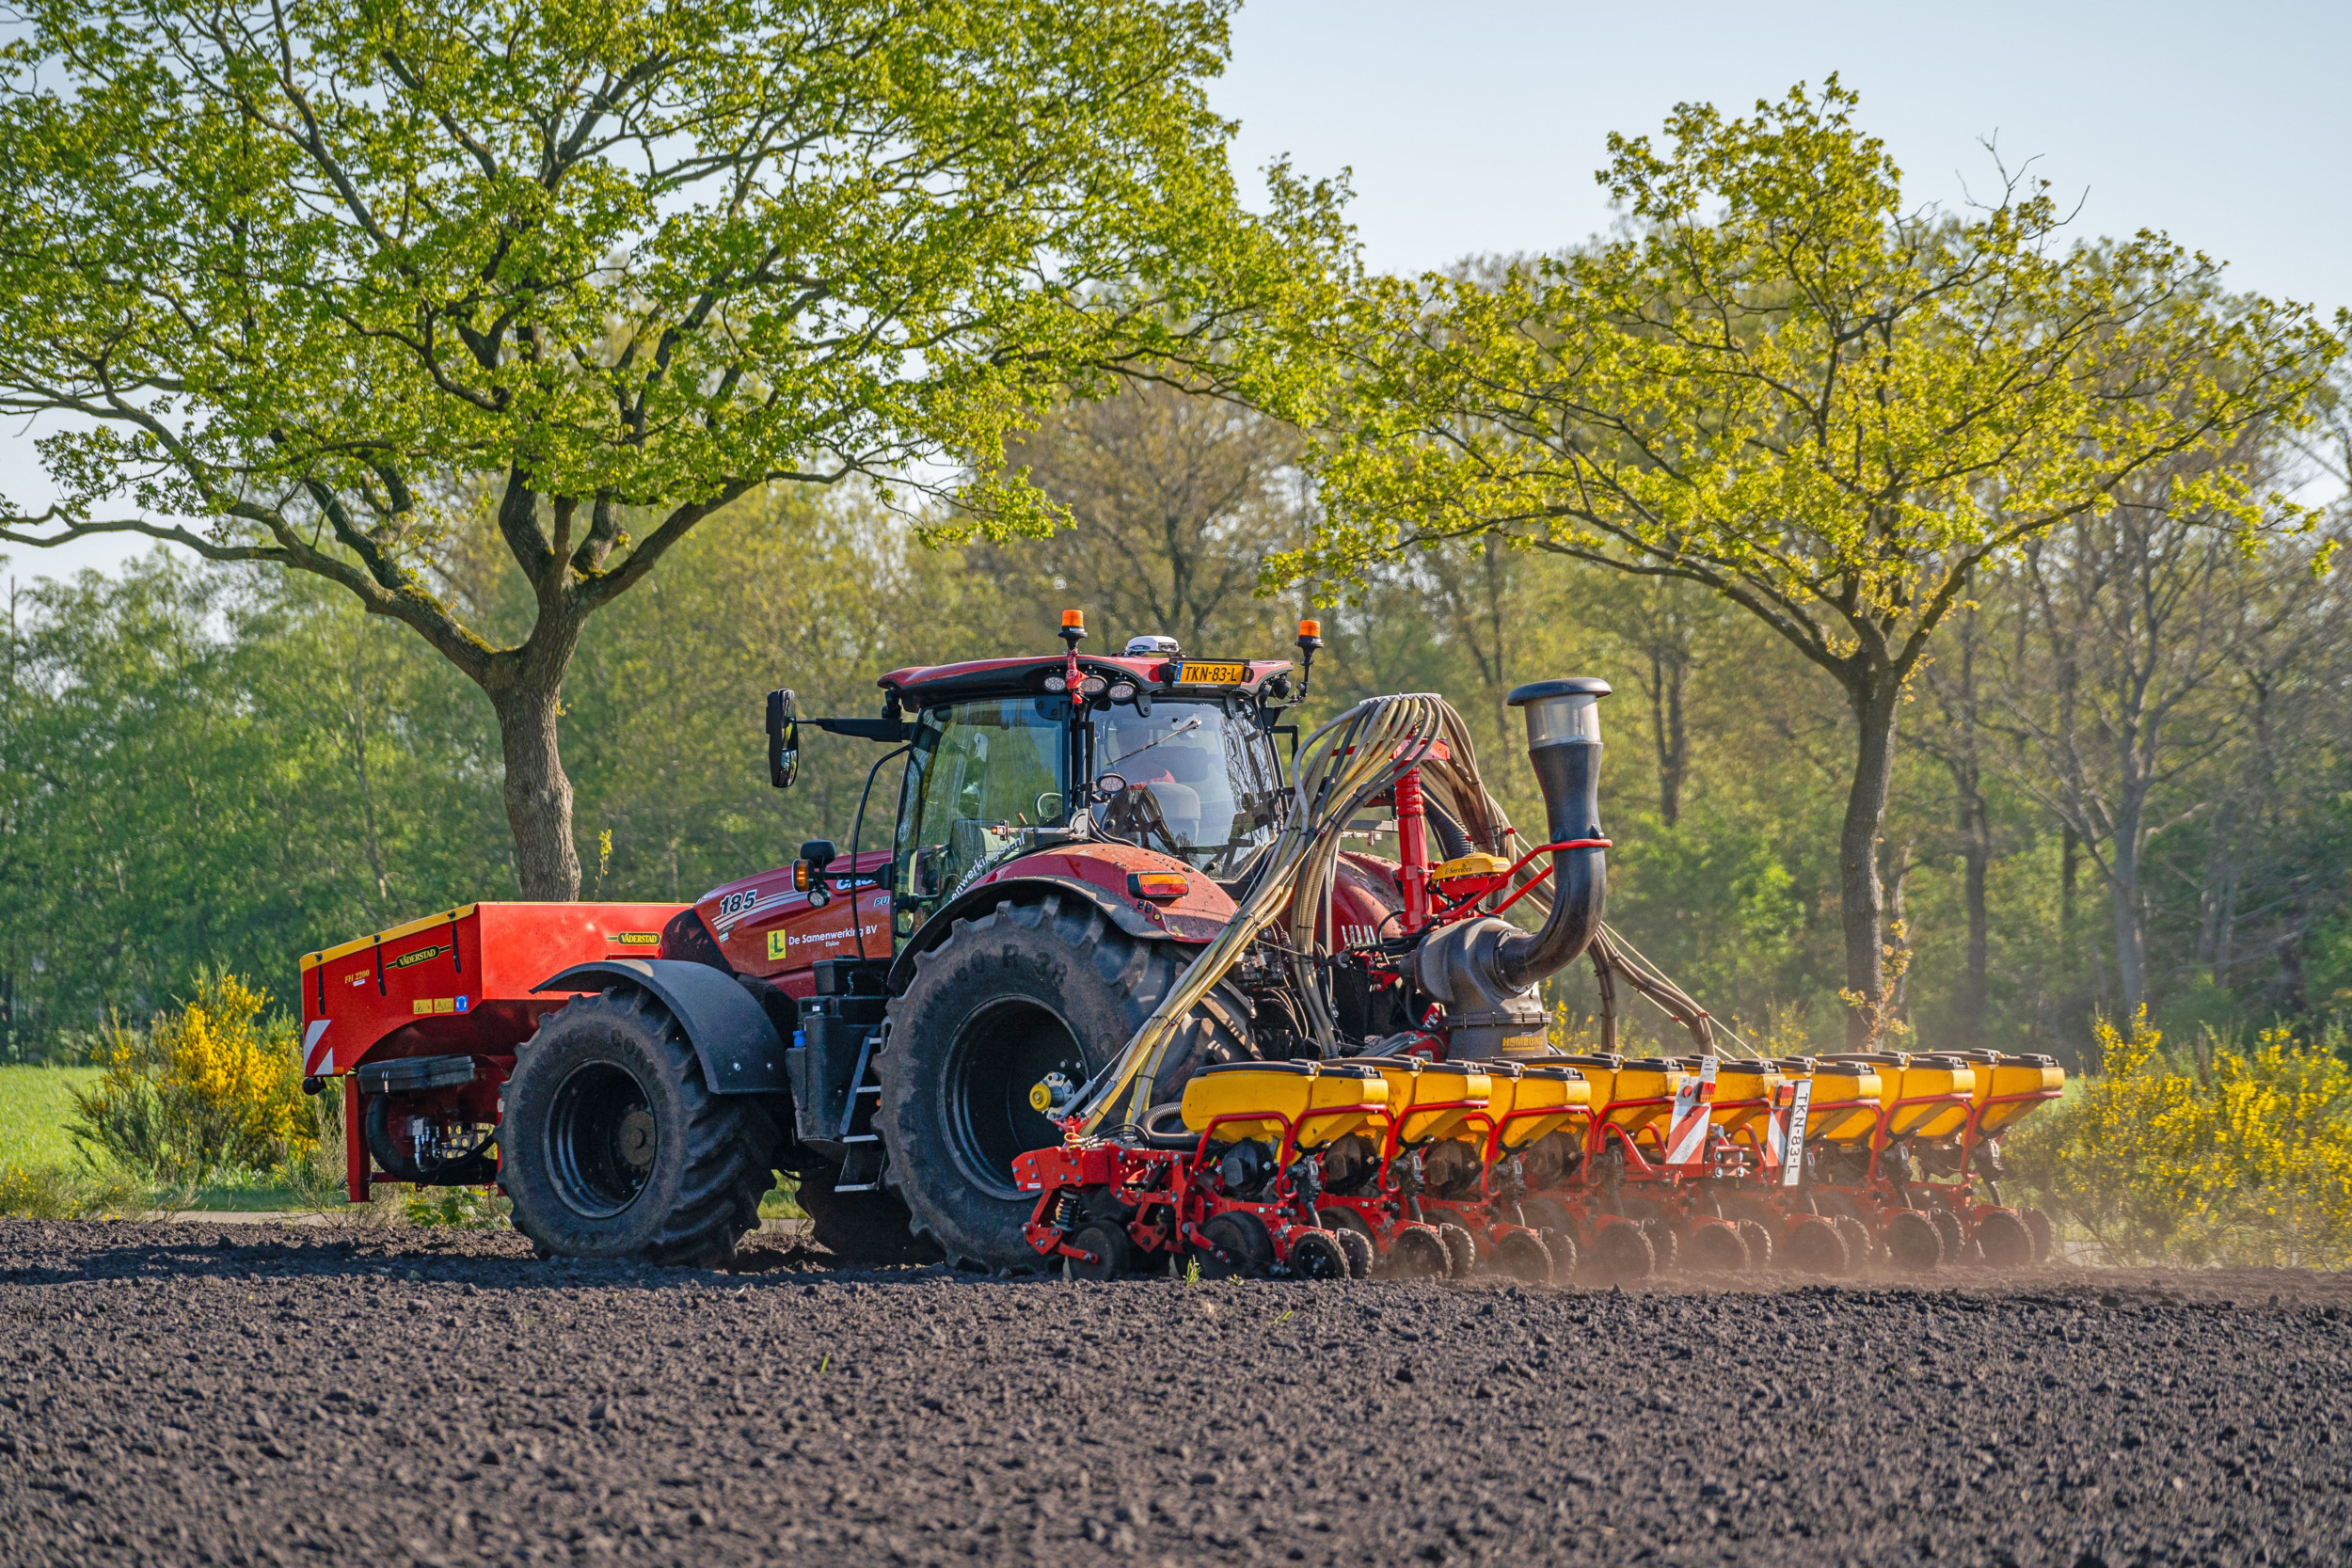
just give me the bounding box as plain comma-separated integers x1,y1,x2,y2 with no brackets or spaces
1493,676,1610,990
1412,677,1610,1054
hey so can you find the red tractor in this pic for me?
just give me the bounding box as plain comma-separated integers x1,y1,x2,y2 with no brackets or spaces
301,612,1616,1271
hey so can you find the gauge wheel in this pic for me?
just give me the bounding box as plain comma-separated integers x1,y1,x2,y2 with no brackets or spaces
1193,1212,1275,1280
1928,1208,1964,1268
1735,1218,1775,1272
2022,1205,2057,1264
1386,1225,1451,1280
1783,1215,1848,1276
1589,1219,1655,1282
1885,1209,1944,1273
1287,1229,1351,1281
1835,1214,1877,1274
1491,1229,1555,1284
1686,1221,1747,1274
1065,1220,1134,1281
1438,1222,1477,1279
1639,1216,1680,1274
1975,1208,2034,1270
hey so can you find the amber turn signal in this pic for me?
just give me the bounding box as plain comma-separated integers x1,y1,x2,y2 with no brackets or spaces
1128,871,1188,901
791,861,811,892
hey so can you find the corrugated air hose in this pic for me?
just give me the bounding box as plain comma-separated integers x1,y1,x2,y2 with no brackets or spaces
1070,692,1461,1135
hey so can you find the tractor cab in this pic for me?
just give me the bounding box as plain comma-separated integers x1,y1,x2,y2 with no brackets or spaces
759,613,1314,962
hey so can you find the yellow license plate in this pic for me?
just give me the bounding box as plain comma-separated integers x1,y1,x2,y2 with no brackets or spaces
1174,661,1248,685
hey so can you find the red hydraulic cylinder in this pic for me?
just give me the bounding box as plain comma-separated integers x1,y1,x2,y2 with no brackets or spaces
1396,765,1431,931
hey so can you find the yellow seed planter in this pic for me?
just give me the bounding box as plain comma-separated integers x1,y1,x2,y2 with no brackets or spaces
1707,1057,1785,1137
1365,1058,1492,1147
1820,1052,1976,1140
1483,1062,1591,1150
1179,1060,1390,1149
1780,1057,1883,1145
1979,1052,2065,1135
1558,1053,1684,1141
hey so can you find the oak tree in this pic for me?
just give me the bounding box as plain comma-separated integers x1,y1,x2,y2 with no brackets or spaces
0,0,1339,894
1293,80,2340,1042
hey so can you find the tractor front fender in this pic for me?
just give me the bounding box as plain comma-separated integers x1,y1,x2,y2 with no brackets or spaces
884,876,1178,995
532,958,786,1095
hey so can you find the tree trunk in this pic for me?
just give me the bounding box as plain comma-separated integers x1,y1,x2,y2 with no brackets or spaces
1839,672,1901,1048
1958,793,1990,1048
489,672,581,900
2060,825,2078,936
2108,830,2146,1019
1650,645,1689,828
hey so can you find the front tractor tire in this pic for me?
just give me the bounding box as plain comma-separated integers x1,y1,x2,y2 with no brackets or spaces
501,989,778,1268
878,893,1248,1272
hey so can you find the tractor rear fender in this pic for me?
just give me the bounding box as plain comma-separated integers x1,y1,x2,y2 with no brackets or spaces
532,958,787,1095
884,875,1200,994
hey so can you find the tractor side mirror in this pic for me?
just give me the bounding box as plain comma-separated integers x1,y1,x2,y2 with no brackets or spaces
799,839,838,883
766,688,799,789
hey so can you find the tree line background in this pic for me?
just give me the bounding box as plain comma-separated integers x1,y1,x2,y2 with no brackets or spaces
7,373,2347,1066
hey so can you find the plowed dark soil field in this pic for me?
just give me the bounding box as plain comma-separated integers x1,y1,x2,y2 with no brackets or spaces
1,1219,2347,1567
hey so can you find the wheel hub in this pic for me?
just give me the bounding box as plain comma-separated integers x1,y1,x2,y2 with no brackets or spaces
546,1060,659,1219
617,1110,657,1170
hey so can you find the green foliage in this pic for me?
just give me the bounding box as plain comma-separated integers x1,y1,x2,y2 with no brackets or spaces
2006,1012,2352,1267
1288,77,2342,1022
1300,79,2336,599
68,973,311,1189
0,1161,155,1220
0,0,1345,895
0,0,1334,532
0,559,509,1045
402,1186,510,1229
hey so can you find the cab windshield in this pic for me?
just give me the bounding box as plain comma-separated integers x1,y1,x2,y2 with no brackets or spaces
895,695,1071,925
1090,699,1284,878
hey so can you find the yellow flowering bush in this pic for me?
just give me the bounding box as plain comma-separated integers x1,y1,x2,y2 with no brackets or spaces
2006,1011,2352,1268
69,973,314,1188
0,1162,155,1219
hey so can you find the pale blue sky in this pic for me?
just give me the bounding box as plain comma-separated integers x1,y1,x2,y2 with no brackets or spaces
1216,0,2349,309
8,0,2345,581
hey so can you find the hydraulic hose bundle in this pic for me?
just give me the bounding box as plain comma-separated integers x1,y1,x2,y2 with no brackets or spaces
1073,691,1456,1132
1072,677,1616,1130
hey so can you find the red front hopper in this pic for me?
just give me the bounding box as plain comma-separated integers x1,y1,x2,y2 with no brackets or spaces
299,901,686,1199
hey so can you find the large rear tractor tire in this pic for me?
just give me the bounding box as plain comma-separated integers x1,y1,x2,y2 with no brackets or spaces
501,989,777,1268
878,894,1248,1271
794,1162,942,1265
